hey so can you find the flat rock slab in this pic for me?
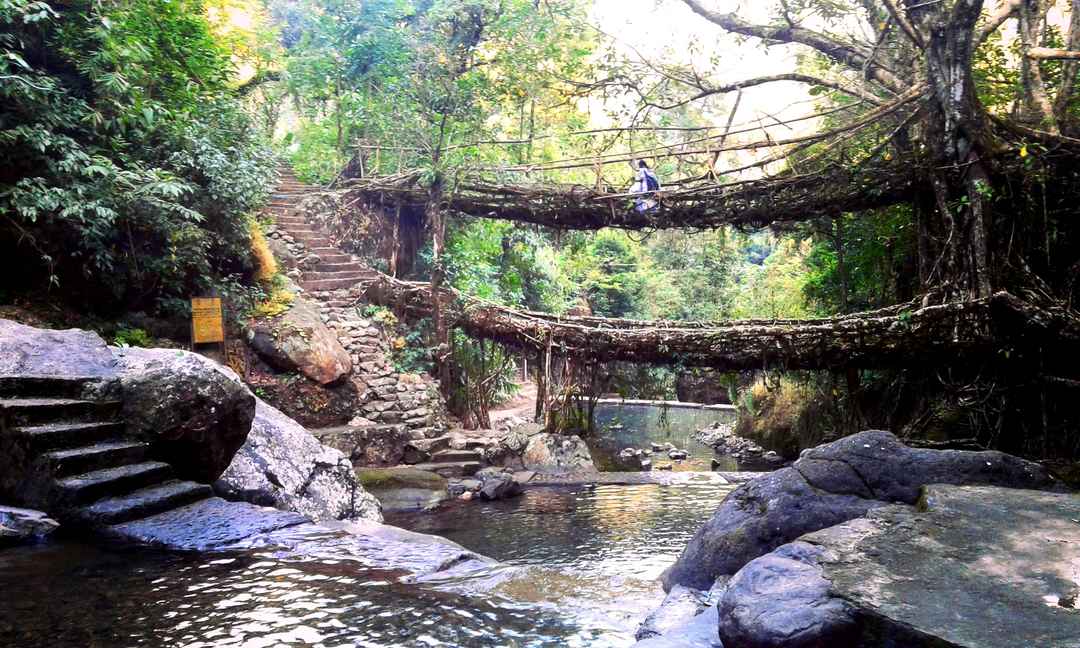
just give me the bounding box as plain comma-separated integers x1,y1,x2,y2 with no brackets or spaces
0,319,118,378
526,471,732,487
720,484,1080,647
107,497,307,550
820,485,1080,647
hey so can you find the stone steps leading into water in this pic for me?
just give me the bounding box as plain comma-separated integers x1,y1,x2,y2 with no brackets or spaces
402,461,482,478
0,397,121,426
56,461,174,505
430,449,482,463
0,375,215,529
0,375,100,399
80,480,213,525
42,440,149,477
9,421,126,451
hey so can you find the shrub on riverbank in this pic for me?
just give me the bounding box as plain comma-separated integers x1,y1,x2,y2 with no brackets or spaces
0,0,276,317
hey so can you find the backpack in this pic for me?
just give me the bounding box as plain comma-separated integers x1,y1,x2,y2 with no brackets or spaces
644,170,660,192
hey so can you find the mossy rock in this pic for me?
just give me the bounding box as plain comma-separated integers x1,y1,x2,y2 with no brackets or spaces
358,467,448,490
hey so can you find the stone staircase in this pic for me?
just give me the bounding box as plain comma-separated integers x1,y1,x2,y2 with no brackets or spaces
0,376,212,526
267,169,378,292
399,434,491,478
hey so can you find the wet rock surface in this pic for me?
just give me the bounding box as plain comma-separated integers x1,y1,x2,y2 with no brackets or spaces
636,585,708,640
114,347,255,483
664,430,1059,591
215,399,382,523
0,506,59,546
715,485,1080,648
633,606,724,648
107,497,308,550
357,467,449,511
247,297,351,385
696,422,785,471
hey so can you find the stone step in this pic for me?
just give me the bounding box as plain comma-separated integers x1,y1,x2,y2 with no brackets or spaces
80,480,212,525
304,270,372,281
56,461,173,505
430,449,482,463
290,234,333,246
42,441,148,477
274,217,309,225
312,254,353,264
0,398,121,426
300,278,366,292
10,421,126,451
406,461,482,479
0,375,101,399
316,262,368,272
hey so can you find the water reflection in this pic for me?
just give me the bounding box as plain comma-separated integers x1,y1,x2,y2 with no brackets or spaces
0,483,734,647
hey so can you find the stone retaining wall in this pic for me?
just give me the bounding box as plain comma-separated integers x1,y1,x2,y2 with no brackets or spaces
313,287,446,438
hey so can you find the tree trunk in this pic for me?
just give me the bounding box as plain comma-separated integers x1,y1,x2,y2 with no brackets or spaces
428,187,450,397
921,0,994,299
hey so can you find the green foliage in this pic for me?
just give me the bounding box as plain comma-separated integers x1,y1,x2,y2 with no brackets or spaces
1,0,276,314
112,327,151,348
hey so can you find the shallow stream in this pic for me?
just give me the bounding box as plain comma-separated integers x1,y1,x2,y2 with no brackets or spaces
0,481,735,647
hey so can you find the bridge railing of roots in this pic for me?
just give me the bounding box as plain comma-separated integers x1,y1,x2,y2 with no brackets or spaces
352,270,1080,380
338,86,926,231
317,84,1080,379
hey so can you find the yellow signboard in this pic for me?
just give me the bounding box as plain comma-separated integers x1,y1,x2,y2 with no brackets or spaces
191,297,224,344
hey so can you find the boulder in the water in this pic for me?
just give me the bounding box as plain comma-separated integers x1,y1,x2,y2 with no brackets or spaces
521,433,596,473
215,399,382,522
358,467,449,511
475,467,523,500
663,430,1058,591
0,506,59,546
715,485,1080,647
114,347,255,483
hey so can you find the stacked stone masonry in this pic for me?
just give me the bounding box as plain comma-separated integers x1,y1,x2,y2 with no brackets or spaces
263,169,447,447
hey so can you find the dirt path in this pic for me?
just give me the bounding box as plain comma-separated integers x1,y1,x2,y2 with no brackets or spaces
490,380,538,426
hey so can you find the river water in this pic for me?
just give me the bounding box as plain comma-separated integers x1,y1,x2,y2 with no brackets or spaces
591,400,737,471
0,480,735,647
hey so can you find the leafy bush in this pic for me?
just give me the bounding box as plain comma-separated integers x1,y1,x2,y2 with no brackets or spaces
0,0,276,315
250,220,278,283
113,327,152,348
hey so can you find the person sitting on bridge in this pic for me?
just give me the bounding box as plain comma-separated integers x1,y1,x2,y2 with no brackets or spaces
629,159,661,213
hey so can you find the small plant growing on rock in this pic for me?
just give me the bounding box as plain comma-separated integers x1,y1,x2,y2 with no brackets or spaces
113,327,152,348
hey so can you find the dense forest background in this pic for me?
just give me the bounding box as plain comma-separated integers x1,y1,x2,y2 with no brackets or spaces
4,0,1079,460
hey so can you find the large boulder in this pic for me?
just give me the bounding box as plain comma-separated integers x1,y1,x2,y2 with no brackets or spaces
215,399,382,522
521,433,597,473
114,348,255,483
247,297,351,385
716,485,1080,647
717,541,856,648
0,506,59,546
0,319,116,377
663,430,1058,591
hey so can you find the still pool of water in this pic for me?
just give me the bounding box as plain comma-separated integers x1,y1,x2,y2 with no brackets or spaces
0,482,734,647
591,401,736,471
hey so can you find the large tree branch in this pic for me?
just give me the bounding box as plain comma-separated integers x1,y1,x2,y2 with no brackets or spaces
1027,46,1080,60
679,0,909,93
975,0,1022,45
643,72,885,110
881,0,926,49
